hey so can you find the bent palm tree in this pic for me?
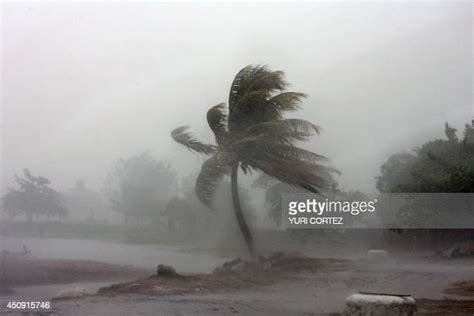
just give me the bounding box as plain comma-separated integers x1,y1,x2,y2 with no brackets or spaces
171,65,336,259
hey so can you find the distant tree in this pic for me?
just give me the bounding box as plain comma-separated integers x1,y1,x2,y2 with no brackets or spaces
2,169,67,221
376,152,417,193
104,152,176,224
171,65,337,259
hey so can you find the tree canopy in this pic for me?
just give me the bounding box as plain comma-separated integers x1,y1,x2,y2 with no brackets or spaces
377,122,474,193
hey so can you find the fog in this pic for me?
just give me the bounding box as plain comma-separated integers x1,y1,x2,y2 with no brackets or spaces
2,1,472,194
1,3,474,314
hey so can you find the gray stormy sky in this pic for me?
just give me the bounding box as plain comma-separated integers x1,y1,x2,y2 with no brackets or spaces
1,1,472,194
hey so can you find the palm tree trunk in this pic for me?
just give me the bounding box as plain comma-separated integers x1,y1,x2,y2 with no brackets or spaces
231,162,256,260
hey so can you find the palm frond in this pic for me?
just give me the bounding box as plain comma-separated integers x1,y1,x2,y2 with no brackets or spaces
171,126,216,155
207,103,229,146
229,66,252,109
195,155,229,208
249,69,287,93
229,65,287,107
267,92,306,112
233,135,327,163
244,119,322,144
251,156,336,193
228,65,289,131
228,90,281,132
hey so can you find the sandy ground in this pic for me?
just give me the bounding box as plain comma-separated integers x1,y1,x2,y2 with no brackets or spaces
46,256,474,316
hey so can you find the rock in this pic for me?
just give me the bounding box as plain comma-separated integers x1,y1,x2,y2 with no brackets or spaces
53,287,92,299
343,292,416,316
368,249,388,260
157,264,178,277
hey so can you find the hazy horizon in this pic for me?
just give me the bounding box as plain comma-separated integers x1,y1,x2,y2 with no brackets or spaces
2,1,472,195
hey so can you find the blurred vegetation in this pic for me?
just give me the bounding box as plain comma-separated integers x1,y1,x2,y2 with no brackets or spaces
2,169,67,222
376,122,474,229
104,151,176,225
377,122,474,193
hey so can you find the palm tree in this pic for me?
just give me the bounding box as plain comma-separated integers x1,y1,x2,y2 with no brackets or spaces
171,65,336,259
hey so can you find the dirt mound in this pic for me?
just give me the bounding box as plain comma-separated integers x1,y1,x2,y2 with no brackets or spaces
98,253,349,297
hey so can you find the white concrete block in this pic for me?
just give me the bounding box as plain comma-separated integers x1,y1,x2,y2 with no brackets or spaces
344,293,416,316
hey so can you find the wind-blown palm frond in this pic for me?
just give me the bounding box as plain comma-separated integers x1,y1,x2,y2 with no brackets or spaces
228,65,289,132
207,103,228,146
246,157,333,193
267,92,306,112
234,136,327,163
244,119,322,144
229,90,279,132
229,65,287,107
195,155,229,208
171,126,216,155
